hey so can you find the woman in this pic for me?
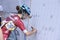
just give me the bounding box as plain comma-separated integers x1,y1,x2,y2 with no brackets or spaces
1,4,37,40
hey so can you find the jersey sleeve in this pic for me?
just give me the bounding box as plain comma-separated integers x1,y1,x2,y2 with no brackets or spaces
14,17,28,33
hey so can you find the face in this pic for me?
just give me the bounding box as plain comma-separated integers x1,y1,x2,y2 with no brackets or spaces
23,13,29,19
18,12,32,20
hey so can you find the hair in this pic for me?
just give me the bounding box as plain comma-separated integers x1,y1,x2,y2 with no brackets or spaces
16,5,22,14
18,10,22,14
16,6,20,11
18,8,26,14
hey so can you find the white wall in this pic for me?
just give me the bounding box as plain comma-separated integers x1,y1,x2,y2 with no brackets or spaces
26,0,60,40
1,0,19,12
0,0,2,5
0,1,1,4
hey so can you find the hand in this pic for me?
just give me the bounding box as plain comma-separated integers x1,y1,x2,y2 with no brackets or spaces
25,26,37,36
31,26,37,33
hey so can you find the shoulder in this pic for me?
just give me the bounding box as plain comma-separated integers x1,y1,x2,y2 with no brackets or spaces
13,14,20,20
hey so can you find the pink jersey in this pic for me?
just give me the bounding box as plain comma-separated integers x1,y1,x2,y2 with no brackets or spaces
1,14,26,40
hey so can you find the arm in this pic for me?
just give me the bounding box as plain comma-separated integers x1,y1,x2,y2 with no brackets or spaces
25,28,37,36
0,28,3,40
14,19,37,36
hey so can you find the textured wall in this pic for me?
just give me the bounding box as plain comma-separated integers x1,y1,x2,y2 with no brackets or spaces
27,0,60,40
0,0,2,5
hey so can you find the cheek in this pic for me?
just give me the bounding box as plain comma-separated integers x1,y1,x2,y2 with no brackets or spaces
23,14,28,18
23,16,26,19
24,15,27,17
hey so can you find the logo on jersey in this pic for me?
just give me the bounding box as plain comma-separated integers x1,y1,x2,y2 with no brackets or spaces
5,21,16,31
